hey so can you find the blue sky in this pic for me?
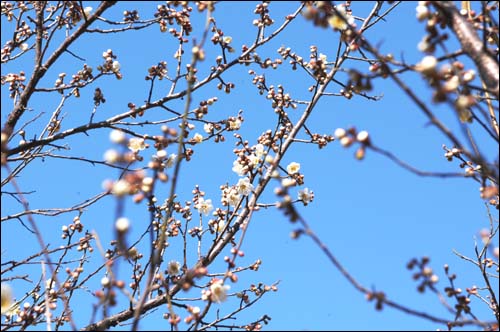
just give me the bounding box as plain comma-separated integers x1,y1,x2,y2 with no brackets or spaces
1,1,498,331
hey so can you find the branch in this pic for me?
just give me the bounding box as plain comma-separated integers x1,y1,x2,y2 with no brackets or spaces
431,1,499,98
3,1,118,138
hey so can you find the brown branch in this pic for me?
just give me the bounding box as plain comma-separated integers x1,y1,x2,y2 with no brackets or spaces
1,192,108,222
3,1,118,138
431,1,499,98
286,202,494,329
368,144,469,178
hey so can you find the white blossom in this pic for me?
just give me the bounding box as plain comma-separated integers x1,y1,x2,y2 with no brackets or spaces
298,188,314,205
115,217,130,233
1,284,13,314
193,133,203,143
228,118,241,130
109,129,126,144
167,261,181,275
232,160,245,176
104,149,120,163
417,55,437,75
204,123,214,134
328,5,354,30
236,177,253,196
83,6,93,17
209,280,230,303
128,137,146,152
112,60,121,73
112,179,130,197
195,198,214,216
164,153,177,168
286,162,300,175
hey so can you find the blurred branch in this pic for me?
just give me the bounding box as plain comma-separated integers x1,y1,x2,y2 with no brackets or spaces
432,1,499,98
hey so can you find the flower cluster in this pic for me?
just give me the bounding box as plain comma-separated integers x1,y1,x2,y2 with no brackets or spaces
334,127,371,160
99,49,122,79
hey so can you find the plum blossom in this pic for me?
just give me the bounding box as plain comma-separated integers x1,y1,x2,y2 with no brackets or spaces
236,177,253,196
195,198,214,216
286,162,300,175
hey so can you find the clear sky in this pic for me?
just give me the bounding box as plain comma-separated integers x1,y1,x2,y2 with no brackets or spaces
1,1,498,331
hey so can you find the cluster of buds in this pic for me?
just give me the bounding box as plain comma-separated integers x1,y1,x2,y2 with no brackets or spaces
239,44,254,66
2,71,26,99
249,282,277,297
163,218,182,237
17,20,33,38
52,72,67,93
278,46,306,72
443,145,483,177
211,27,235,53
1,40,29,60
443,146,462,162
183,305,201,324
418,2,498,50
307,45,331,83
208,209,228,234
258,56,283,70
61,215,84,239
104,170,147,199
366,291,386,311
146,61,168,81
93,288,117,307
64,3,92,26
68,63,94,88
110,129,149,156
216,80,235,94
407,256,439,293
443,280,471,315
415,2,450,54
147,142,177,183
163,312,181,326
479,185,499,208
1,41,13,60
128,259,146,290
335,127,371,160
185,63,198,84
253,2,274,27
179,266,208,291
155,4,193,35
76,232,94,252
1,2,14,21
98,49,122,79
368,58,392,79
9,301,41,325
250,53,283,70
310,132,335,149
417,57,476,100
93,87,105,106
194,97,218,119
248,69,268,96
61,266,85,291
346,69,373,95
266,85,296,113
195,1,215,12
123,9,139,22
